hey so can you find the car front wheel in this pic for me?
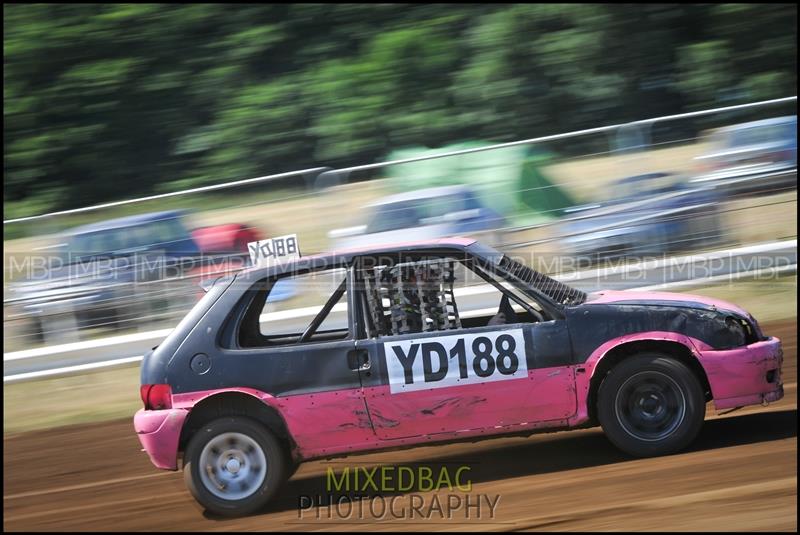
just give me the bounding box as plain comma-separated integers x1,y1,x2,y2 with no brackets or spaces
597,354,705,457
183,417,288,516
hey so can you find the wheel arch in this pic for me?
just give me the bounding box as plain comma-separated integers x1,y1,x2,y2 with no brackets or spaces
178,391,296,461
585,339,712,425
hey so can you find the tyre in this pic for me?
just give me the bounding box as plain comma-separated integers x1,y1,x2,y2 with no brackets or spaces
183,416,289,516
597,353,705,457
287,461,301,480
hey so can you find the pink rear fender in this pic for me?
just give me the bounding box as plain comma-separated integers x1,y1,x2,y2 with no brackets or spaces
134,408,189,470
137,386,377,470
171,387,377,462
141,388,296,470
135,388,280,471
568,331,709,427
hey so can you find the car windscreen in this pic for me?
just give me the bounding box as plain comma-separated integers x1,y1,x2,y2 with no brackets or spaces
425,193,470,217
497,255,587,306
365,200,426,233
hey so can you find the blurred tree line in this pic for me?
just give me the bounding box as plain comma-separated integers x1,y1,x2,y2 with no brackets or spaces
4,4,797,216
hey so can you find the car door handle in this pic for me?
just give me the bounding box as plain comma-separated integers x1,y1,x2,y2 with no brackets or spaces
347,349,370,371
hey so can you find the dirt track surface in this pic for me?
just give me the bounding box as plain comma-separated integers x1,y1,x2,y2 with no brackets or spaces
4,320,797,532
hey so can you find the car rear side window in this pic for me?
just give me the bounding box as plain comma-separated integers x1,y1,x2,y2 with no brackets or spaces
237,267,350,348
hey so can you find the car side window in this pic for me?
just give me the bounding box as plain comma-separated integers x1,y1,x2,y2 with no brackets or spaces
237,267,350,348
358,258,462,338
354,255,544,339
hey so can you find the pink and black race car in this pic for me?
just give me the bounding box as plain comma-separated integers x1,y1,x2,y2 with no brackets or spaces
134,238,784,516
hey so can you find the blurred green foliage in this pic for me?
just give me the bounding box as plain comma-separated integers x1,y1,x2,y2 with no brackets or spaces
3,4,797,217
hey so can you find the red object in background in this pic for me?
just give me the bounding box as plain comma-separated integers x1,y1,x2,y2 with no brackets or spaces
191,223,261,254
188,223,262,303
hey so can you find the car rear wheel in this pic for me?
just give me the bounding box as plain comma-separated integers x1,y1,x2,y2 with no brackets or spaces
288,460,301,480
183,417,288,516
597,354,705,457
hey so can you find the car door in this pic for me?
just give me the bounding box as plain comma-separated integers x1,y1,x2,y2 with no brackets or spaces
215,265,375,454
352,255,577,441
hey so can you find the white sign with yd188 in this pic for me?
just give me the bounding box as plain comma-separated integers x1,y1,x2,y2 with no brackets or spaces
384,329,528,394
248,234,300,267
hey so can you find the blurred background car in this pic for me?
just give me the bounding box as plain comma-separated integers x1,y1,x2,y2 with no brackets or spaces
691,115,797,197
328,185,506,250
8,210,268,343
559,172,723,261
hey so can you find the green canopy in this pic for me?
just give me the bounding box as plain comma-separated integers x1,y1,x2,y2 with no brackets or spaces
383,142,576,225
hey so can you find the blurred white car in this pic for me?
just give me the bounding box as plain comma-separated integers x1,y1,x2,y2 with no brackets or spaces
328,185,506,249
692,116,797,197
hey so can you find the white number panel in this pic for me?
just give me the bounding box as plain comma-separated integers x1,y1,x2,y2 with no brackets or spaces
383,329,527,394
248,234,300,267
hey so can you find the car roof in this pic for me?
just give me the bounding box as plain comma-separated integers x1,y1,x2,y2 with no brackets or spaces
239,237,479,280
68,210,186,235
368,185,473,207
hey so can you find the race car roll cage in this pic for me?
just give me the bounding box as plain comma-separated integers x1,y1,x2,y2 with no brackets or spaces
305,250,583,343
231,247,585,348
